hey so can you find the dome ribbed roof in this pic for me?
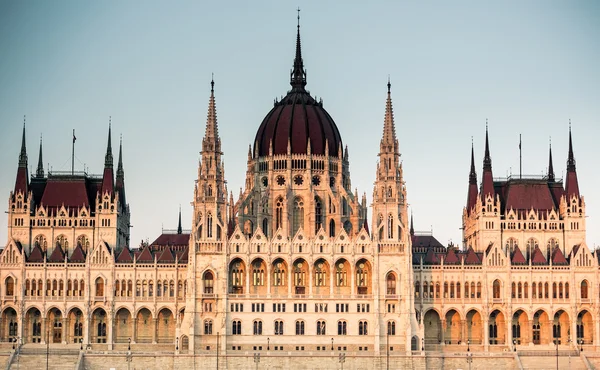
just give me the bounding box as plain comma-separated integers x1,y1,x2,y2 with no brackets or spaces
253,18,342,157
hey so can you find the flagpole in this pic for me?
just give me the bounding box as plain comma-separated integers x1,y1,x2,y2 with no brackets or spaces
72,129,75,175
519,134,522,179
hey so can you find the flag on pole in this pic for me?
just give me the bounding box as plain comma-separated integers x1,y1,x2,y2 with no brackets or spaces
73,129,77,143
519,134,521,149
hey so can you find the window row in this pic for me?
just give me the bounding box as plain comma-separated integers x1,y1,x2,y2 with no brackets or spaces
226,319,396,336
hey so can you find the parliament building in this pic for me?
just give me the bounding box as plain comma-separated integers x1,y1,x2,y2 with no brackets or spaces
0,18,597,370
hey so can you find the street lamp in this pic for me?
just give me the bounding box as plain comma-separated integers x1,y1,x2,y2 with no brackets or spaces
16,337,21,370
80,338,83,351
331,337,334,351
128,337,131,351
267,337,270,351
513,339,516,352
176,336,179,351
555,339,559,370
467,339,470,352
422,337,424,352
579,339,584,352
126,349,133,370
466,351,473,370
253,353,260,370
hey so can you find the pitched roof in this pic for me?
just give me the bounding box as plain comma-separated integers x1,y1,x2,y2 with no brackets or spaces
464,247,482,265
504,181,557,212
136,246,153,263
48,244,65,263
40,178,90,209
411,235,444,248
150,233,190,247
157,247,175,263
70,244,86,263
423,248,440,265
362,219,370,236
530,246,547,265
511,245,527,265
177,247,189,263
444,247,460,264
551,247,568,265
28,244,44,262
116,247,133,263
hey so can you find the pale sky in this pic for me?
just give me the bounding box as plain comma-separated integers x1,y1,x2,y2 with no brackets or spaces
0,1,599,249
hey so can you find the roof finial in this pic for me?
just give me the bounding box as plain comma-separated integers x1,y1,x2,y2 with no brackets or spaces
483,119,492,171
548,136,555,182
290,8,307,90
567,119,576,171
18,115,28,168
297,7,300,27
387,75,391,94
104,117,113,167
177,205,182,234
36,134,44,178
211,73,214,93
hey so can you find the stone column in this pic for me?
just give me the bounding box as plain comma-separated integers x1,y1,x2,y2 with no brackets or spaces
483,317,489,352
62,317,68,344
107,313,114,350
461,320,467,344
41,316,47,345
440,319,446,345
153,318,158,344
132,318,137,344
83,310,90,346
507,319,513,348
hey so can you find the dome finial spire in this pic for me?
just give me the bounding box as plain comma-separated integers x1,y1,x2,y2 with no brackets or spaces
290,7,307,90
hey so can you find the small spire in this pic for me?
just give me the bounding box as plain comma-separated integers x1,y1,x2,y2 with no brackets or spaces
469,138,476,184
211,73,214,93
567,120,576,172
387,75,391,93
18,115,27,168
410,211,415,237
380,79,397,150
177,205,182,234
483,120,492,171
36,134,44,178
117,134,124,176
548,137,555,182
104,117,113,167
290,8,307,90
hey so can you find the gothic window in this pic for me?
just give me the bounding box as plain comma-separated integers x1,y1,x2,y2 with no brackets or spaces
526,238,538,259
387,214,394,239
204,319,213,335
252,261,265,286
547,238,559,259
316,321,326,335
273,262,286,286
359,321,368,335
5,277,14,296
295,320,305,335
207,213,213,238
356,263,368,288
262,218,268,237
76,235,90,252
253,320,263,335
95,277,104,297
232,320,241,335
294,175,304,185
275,198,283,231
337,321,347,335
292,198,304,236
294,262,306,287
56,235,68,250
387,321,396,335
207,185,213,197
276,175,286,186
386,273,396,295
231,262,244,289
329,219,335,237
203,271,214,294
315,262,327,286
335,262,347,287
581,280,588,299
315,197,323,233
274,320,284,335
505,238,518,254
34,235,47,251
312,175,321,186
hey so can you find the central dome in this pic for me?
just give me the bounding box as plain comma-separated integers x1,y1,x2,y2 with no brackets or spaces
253,23,342,157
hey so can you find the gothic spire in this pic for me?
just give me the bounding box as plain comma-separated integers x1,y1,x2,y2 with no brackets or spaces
290,8,307,91
410,212,414,237
466,139,479,214
565,121,580,198
18,116,27,168
548,139,555,182
483,120,492,171
567,121,576,172
177,205,182,234
381,77,397,151
105,117,113,168
115,135,126,208
117,135,124,177
202,77,221,153
481,121,495,200
469,139,476,184
36,134,44,178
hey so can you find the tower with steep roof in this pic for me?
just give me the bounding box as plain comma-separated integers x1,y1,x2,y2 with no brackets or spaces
562,124,586,250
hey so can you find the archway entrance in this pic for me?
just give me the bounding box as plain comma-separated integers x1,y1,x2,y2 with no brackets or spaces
48,308,63,343
532,310,550,345
553,310,570,345
512,310,528,345
466,309,483,344
444,310,462,344
577,310,593,345
489,310,506,345
424,310,441,348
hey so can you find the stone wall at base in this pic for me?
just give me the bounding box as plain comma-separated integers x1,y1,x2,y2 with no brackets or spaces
81,353,519,370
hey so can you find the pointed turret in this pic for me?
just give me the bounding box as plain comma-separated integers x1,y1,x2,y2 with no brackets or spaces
36,135,44,178
466,140,478,214
14,116,29,196
547,140,555,182
565,123,580,198
101,119,115,195
410,212,415,237
115,135,126,208
177,206,182,234
480,123,494,200
380,78,398,153
290,10,307,91
202,77,221,154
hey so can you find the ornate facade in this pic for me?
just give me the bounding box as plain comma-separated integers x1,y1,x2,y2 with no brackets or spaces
0,17,598,366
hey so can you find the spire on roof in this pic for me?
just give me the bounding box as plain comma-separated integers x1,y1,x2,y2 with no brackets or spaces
567,120,576,172
177,205,182,234
483,120,492,171
380,78,398,151
410,211,414,237
202,77,221,153
117,134,124,177
290,8,307,91
105,117,113,168
548,138,555,182
481,121,495,200
565,121,580,198
466,138,479,214
18,116,28,168
469,138,476,184
115,135,126,208
36,134,44,178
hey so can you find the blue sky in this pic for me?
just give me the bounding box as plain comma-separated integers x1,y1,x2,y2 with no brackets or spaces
0,1,599,248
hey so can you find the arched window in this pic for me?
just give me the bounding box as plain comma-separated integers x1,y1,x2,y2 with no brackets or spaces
76,235,90,252
55,235,69,250
274,320,284,335
292,198,304,236
295,320,305,335
337,321,347,335
204,320,213,335
207,213,213,238
34,235,47,251
252,261,264,286
359,321,368,335
387,214,394,239
203,271,214,294
386,273,396,295
5,277,14,296
232,320,241,335
387,321,396,335
253,320,263,335
273,262,286,286
505,238,518,254
275,198,283,230
526,238,538,259
315,262,327,287
329,219,336,238
317,320,326,335
335,262,347,287
315,197,323,233
207,185,213,197
95,277,104,297
356,263,368,289
581,280,588,299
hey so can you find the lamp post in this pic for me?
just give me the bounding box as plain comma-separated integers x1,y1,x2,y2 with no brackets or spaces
253,353,260,370
216,332,220,370
568,337,572,369
579,338,584,352
176,336,179,352
16,337,21,370
267,337,270,351
386,329,390,370
555,339,559,370
513,339,516,352
422,337,424,352
46,325,49,370
338,352,345,370
466,351,473,370
331,337,334,351
80,338,83,351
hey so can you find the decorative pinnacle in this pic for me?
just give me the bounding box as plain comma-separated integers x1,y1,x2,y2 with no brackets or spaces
469,139,477,184
18,115,28,168
483,120,492,171
548,137,555,182
290,8,307,90
387,75,391,94
105,117,113,167
567,120,576,171
36,134,44,178
211,73,214,93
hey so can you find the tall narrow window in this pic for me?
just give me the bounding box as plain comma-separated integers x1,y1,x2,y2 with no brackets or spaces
262,218,268,237
337,321,347,335
315,197,323,233
275,320,284,335
292,198,304,236
581,280,588,299
359,321,368,335
387,214,394,239
253,320,263,335
276,198,283,231
207,213,213,238
203,271,214,294
317,321,326,335
295,321,305,335
329,219,335,237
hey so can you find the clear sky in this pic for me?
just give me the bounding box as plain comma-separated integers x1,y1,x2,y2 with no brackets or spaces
0,1,599,249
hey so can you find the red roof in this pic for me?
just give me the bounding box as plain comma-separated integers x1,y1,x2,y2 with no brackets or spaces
136,246,153,263
176,247,189,263
530,246,547,265
150,233,190,246
464,247,481,265
70,244,86,263
28,244,44,262
511,246,527,265
444,247,460,264
362,219,370,236
48,245,65,263
14,167,28,196
505,182,556,212
551,247,568,265
566,171,580,199
423,248,440,264
101,167,114,195
116,247,133,263
157,247,175,263
41,178,90,209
